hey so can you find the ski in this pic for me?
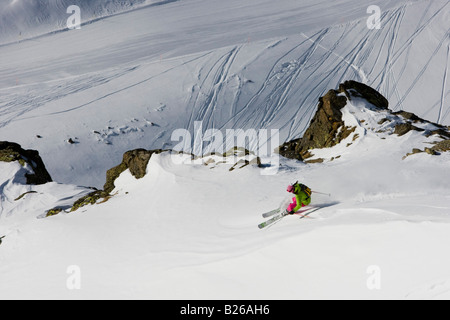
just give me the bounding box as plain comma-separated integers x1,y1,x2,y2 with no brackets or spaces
259,202,337,229
258,212,286,229
262,208,281,218
259,206,322,229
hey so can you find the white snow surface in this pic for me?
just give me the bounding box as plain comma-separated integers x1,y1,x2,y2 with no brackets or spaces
1,99,450,299
0,0,450,300
0,0,166,45
0,0,448,187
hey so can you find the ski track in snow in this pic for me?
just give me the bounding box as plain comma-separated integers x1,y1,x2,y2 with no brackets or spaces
185,0,450,142
0,0,449,186
0,68,133,128
438,43,449,124
1,1,448,134
0,0,181,47
1,0,450,299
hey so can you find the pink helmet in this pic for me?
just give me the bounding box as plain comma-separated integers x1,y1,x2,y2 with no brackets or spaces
287,181,298,193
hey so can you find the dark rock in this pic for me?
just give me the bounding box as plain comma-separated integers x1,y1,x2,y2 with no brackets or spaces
339,80,389,110
279,81,381,161
393,123,424,136
0,141,52,185
228,156,261,171
71,190,110,212
378,118,390,125
402,148,424,160
403,140,450,159
14,191,38,201
46,208,63,217
278,80,392,161
425,129,450,139
392,111,421,122
277,138,302,160
304,158,324,164
432,139,450,153
294,89,348,159
67,148,166,212
104,149,164,193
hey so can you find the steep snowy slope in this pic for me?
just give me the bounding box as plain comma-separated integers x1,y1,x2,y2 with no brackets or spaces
0,0,167,45
1,128,450,299
1,81,450,299
0,160,89,219
0,0,448,188
0,0,449,299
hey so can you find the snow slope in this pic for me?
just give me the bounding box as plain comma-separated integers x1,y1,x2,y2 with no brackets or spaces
0,160,91,218
1,0,450,300
0,0,167,45
1,105,450,299
0,0,448,187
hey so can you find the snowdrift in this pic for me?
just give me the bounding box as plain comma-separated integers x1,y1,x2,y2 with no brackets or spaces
0,160,89,219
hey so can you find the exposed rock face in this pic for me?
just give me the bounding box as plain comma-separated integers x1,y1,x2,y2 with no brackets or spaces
339,80,389,110
104,149,165,193
0,141,52,185
296,89,348,156
279,80,450,162
432,139,450,153
70,190,111,212
70,147,262,212
279,80,389,161
393,123,424,136
67,148,165,212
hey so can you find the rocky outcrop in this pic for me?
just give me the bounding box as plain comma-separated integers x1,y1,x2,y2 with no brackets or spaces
278,80,450,161
339,80,389,110
104,149,165,194
69,190,111,212
0,141,52,185
67,148,166,212
296,89,348,156
279,80,389,161
402,139,450,160
432,139,450,152
69,147,262,212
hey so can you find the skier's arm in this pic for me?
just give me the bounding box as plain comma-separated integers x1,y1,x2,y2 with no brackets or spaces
294,193,310,211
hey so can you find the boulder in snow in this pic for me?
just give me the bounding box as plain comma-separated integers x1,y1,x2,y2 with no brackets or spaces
0,141,52,185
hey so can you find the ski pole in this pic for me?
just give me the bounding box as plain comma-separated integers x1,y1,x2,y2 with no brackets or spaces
312,190,331,197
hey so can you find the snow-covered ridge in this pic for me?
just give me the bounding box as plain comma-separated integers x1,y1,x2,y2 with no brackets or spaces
0,0,448,188
303,86,450,163
0,161,90,218
1,81,450,299
0,0,168,45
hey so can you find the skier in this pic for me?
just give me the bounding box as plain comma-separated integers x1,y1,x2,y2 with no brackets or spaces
285,181,312,215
